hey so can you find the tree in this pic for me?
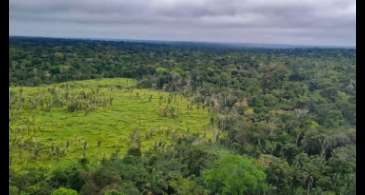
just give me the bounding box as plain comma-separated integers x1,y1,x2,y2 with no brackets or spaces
264,155,294,195
169,176,208,195
202,153,267,194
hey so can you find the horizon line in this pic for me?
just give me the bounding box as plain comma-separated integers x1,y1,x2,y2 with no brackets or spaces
9,34,356,49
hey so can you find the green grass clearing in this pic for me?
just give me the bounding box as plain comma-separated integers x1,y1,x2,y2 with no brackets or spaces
10,78,216,172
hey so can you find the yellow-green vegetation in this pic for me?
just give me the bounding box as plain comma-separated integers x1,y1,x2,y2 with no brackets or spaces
10,78,215,171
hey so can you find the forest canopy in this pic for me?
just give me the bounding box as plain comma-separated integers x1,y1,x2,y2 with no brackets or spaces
9,36,356,195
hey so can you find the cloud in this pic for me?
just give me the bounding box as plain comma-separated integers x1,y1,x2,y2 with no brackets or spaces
10,0,356,46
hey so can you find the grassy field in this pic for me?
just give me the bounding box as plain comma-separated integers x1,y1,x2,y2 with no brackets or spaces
10,78,216,172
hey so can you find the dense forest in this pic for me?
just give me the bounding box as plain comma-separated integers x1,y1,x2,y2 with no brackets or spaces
10,36,356,195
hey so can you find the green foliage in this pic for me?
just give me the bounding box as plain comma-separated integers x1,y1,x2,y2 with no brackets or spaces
10,167,53,195
263,155,295,194
10,78,213,170
203,153,267,194
9,37,355,194
48,164,85,191
169,176,208,195
52,187,79,195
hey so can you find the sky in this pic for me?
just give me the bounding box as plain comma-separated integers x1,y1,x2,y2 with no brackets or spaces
10,0,356,47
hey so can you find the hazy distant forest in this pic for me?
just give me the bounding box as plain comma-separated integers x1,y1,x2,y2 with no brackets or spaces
9,37,356,195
